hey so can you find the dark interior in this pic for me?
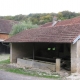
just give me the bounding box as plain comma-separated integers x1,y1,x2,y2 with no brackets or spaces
0,42,10,54
34,43,71,70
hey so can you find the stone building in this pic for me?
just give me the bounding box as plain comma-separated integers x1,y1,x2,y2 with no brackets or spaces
4,17,80,73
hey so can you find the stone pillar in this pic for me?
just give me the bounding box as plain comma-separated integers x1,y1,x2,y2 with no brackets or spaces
10,43,17,63
76,40,80,73
56,58,61,72
10,43,12,63
71,42,77,73
71,40,80,73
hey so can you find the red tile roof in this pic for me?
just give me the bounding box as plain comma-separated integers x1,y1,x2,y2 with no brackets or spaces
4,16,80,43
40,16,80,27
40,22,52,27
4,23,80,43
0,19,18,34
56,16,80,26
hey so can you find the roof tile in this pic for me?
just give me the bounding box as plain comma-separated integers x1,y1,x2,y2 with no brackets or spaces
4,23,80,43
0,19,18,34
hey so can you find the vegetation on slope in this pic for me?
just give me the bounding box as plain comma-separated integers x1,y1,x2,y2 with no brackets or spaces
0,11,80,25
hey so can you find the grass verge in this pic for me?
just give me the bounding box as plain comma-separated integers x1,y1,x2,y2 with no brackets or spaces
6,68,60,79
0,59,61,79
0,59,10,64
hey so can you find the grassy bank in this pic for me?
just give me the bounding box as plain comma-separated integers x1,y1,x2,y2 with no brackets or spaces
0,59,10,64
0,59,61,79
6,68,60,79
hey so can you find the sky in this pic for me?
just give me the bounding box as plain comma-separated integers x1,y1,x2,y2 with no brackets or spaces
0,0,80,16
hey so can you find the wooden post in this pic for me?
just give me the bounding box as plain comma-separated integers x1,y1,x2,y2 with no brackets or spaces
33,43,35,60
56,58,61,72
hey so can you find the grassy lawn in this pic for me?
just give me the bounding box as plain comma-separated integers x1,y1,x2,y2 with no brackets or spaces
0,59,10,64
6,68,60,79
0,59,61,79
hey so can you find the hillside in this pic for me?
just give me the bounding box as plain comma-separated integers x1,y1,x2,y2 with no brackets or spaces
0,11,80,25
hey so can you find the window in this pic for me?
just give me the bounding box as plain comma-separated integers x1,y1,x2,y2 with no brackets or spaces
52,47,55,50
47,48,51,50
47,47,56,51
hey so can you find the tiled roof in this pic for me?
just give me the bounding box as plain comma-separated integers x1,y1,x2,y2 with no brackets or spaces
40,16,80,27
40,22,52,27
0,19,18,34
4,23,80,43
56,16,80,26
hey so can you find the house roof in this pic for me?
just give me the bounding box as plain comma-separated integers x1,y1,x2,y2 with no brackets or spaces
0,19,18,34
40,16,80,27
4,16,80,43
56,16,80,26
4,23,80,43
40,22,52,27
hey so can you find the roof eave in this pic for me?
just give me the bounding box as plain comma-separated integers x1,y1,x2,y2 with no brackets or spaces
4,41,72,43
73,35,80,44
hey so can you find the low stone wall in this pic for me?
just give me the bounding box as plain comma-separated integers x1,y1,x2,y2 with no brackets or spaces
17,58,56,71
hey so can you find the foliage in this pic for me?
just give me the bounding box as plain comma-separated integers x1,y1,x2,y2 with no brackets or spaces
9,21,38,36
61,11,77,19
57,12,64,20
0,11,80,25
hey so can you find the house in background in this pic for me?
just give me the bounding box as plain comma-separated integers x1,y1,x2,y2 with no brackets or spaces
40,16,80,27
4,16,80,73
0,19,18,53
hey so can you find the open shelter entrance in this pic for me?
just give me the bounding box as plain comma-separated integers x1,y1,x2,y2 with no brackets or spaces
10,42,71,71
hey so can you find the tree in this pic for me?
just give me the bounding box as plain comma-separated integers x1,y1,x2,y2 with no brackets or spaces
61,11,76,19
12,14,27,21
57,12,64,20
0,11,80,25
9,21,38,36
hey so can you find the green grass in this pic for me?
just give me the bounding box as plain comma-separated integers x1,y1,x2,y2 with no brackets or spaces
6,68,60,79
0,59,61,79
0,59,10,64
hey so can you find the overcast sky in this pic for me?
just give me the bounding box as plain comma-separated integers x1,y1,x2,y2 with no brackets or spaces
0,0,80,16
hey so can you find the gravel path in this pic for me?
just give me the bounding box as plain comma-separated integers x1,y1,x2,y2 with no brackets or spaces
0,70,54,80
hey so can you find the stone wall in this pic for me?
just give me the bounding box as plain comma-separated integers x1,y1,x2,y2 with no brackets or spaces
71,40,80,73
10,43,33,63
17,58,56,71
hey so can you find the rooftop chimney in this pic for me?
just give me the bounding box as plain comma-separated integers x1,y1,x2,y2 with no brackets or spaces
52,16,58,26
